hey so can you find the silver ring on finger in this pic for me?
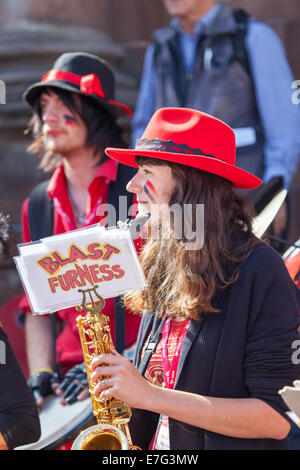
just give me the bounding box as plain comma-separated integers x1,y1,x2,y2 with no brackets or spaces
102,378,109,389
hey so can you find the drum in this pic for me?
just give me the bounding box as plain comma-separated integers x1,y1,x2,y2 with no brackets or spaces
15,395,95,450
252,189,287,238
279,382,300,427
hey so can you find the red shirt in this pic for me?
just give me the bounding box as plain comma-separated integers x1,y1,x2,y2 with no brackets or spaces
21,160,141,371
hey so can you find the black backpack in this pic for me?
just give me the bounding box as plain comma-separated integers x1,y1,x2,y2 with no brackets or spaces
154,8,251,73
153,9,251,106
231,9,251,76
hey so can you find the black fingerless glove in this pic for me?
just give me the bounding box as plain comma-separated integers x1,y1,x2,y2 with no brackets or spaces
27,370,54,400
58,362,89,405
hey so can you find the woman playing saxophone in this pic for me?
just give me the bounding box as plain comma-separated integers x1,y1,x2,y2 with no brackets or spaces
91,108,300,451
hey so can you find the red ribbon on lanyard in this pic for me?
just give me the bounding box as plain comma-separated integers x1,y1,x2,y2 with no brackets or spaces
161,317,190,389
54,196,104,231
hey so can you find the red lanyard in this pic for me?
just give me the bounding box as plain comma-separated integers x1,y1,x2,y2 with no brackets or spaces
161,317,190,389
54,195,103,231
54,197,74,230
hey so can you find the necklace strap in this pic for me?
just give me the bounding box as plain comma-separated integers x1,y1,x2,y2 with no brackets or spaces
138,314,167,376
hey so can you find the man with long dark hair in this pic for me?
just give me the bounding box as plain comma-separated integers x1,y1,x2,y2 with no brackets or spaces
90,107,300,450
20,52,141,409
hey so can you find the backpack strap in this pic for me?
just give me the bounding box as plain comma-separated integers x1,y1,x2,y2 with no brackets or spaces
138,314,166,376
153,29,190,107
28,180,53,242
27,180,59,374
232,9,251,76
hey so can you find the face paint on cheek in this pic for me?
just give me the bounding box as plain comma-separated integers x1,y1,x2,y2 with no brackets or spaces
64,114,77,127
143,180,159,202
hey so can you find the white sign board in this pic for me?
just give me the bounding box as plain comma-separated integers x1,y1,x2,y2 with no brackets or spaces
14,224,146,315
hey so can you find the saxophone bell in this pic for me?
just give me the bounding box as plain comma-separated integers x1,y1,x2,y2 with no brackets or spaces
71,286,140,450
71,424,129,450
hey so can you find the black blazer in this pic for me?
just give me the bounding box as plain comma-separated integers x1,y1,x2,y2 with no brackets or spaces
129,243,300,450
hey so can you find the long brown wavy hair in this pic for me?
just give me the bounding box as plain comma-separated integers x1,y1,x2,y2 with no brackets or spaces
124,157,261,320
26,87,128,172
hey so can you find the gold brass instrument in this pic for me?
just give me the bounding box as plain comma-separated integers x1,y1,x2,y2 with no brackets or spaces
71,286,139,450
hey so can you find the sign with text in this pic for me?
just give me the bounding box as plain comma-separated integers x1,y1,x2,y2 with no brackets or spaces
14,224,146,315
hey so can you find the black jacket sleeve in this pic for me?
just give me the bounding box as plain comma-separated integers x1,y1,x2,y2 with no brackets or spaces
0,328,41,449
243,245,300,420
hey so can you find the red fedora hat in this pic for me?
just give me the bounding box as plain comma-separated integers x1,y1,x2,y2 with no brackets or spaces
105,108,262,190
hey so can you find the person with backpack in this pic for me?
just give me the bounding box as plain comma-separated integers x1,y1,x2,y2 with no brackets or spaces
20,52,141,409
131,0,300,240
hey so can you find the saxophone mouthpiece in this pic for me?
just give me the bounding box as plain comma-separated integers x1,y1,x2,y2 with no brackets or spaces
119,213,150,239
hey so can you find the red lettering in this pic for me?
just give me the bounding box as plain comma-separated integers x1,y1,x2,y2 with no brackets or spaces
52,251,69,267
38,257,59,275
76,264,94,286
112,264,125,279
86,243,103,260
69,245,87,263
58,274,71,291
66,269,84,289
102,243,120,261
99,264,114,281
89,264,103,283
48,277,59,293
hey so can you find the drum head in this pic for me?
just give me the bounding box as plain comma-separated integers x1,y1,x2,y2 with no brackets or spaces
15,395,94,450
252,189,287,238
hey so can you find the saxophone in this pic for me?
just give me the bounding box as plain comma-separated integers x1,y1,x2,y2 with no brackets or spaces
71,286,139,450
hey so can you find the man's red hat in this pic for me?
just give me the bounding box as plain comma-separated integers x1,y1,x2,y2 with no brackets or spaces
106,107,262,189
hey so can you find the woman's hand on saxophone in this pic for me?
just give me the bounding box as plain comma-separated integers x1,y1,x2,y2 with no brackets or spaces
90,350,153,409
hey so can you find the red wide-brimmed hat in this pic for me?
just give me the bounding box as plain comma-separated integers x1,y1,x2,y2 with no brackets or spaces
23,52,132,119
105,108,262,189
